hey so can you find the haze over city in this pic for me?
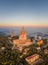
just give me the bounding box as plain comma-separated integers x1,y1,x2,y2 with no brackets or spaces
0,0,48,27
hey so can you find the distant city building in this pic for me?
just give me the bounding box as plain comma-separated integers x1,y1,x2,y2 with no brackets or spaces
38,36,42,40
35,35,42,41
35,35,38,41
11,32,14,38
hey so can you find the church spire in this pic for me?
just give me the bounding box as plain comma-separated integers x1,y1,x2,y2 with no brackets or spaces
19,26,26,40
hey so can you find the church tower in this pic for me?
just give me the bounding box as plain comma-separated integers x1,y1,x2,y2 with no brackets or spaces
19,27,27,41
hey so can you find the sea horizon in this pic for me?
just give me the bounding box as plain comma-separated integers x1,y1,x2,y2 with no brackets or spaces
0,27,48,36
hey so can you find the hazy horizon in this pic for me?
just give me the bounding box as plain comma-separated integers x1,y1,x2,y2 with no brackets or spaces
0,27,48,35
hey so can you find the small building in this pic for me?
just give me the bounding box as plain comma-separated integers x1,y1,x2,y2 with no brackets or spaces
37,40,43,46
25,54,40,64
23,48,30,55
36,47,41,51
44,49,48,55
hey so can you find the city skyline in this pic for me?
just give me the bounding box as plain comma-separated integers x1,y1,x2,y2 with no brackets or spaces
0,0,48,27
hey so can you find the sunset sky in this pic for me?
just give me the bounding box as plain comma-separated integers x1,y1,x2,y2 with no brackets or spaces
0,0,48,27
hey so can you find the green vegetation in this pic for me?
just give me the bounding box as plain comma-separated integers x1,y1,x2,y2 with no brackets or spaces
0,36,48,65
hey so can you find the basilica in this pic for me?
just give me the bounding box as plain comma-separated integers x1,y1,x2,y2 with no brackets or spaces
13,27,32,48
